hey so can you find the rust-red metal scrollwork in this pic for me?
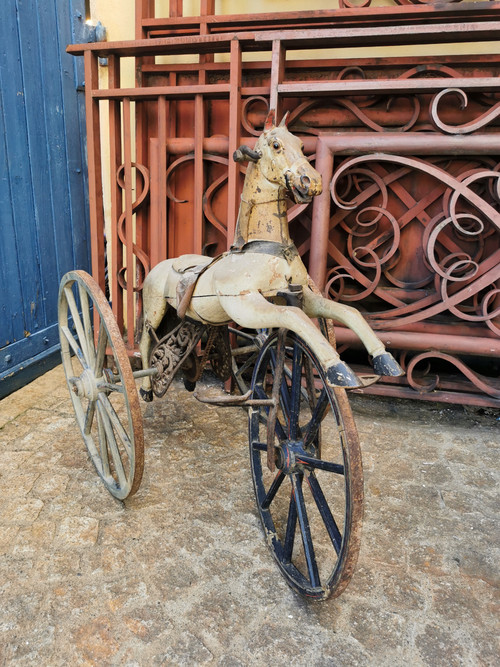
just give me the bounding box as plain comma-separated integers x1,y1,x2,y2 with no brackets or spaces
329,154,500,328
431,88,500,135
327,152,499,403
403,351,500,399
116,161,151,293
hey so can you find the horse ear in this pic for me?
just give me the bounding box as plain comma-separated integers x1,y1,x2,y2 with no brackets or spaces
264,109,275,131
278,111,290,127
233,145,261,163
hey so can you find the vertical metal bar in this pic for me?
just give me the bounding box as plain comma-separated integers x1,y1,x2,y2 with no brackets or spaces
149,137,160,268
193,94,204,255
167,72,177,257
200,0,215,38
170,0,183,17
158,94,168,262
200,0,215,16
108,54,123,332
193,3,214,256
199,0,215,78
83,50,105,293
135,0,154,39
122,97,135,349
226,37,242,249
270,39,285,119
150,95,168,267
135,0,154,87
135,97,149,295
309,139,333,289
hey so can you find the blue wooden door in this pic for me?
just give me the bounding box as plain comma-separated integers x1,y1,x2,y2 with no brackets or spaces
0,0,91,397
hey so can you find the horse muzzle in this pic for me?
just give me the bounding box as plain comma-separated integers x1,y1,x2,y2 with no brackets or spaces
285,169,322,204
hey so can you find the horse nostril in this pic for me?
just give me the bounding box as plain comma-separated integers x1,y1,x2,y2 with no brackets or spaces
300,174,311,188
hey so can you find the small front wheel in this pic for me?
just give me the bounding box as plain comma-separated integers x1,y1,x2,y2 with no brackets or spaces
58,270,144,500
249,330,363,600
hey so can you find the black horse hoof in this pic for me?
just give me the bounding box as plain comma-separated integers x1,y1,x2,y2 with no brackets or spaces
184,379,197,392
372,352,404,377
326,361,361,388
140,388,153,403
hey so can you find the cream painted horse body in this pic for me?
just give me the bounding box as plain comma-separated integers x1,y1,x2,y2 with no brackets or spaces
139,112,402,399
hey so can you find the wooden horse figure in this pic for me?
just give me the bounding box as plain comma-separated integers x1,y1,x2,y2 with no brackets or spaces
139,110,403,401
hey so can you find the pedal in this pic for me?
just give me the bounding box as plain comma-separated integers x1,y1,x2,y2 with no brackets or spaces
357,374,380,388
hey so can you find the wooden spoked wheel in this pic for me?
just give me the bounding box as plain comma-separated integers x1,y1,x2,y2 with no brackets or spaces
249,330,363,600
58,270,144,500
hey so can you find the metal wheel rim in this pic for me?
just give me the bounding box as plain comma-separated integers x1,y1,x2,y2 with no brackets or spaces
58,270,144,499
249,330,363,600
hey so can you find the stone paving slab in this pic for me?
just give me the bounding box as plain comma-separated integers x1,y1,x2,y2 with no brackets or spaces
0,364,498,666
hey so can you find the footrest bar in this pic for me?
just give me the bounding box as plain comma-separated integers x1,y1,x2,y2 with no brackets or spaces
193,389,275,408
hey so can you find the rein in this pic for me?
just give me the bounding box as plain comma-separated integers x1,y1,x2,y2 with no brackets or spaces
240,195,287,207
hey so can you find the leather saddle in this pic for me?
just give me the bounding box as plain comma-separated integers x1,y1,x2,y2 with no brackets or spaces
172,254,221,319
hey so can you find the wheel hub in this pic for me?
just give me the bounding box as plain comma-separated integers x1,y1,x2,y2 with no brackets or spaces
70,369,99,401
275,440,307,474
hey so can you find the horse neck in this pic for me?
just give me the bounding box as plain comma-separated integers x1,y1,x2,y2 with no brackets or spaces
232,162,291,248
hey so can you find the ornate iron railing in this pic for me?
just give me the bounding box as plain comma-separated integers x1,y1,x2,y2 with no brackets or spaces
69,2,500,406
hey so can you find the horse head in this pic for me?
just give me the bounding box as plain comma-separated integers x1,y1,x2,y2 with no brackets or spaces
234,110,322,204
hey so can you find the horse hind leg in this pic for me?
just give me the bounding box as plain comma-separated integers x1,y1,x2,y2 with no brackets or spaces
303,286,404,377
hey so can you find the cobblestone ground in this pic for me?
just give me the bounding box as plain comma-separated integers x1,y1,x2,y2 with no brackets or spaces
0,364,498,666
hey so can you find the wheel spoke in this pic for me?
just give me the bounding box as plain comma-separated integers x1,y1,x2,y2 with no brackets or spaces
98,393,133,457
83,400,97,436
60,325,87,369
96,400,127,488
251,441,267,452
98,382,125,394
296,454,344,475
307,472,343,555
288,342,303,439
303,388,331,450
96,409,111,478
64,285,92,365
261,470,286,510
78,283,96,369
283,488,298,563
270,348,291,425
94,320,108,375
292,473,320,588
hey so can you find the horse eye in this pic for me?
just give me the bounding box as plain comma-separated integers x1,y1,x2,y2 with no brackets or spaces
272,141,280,150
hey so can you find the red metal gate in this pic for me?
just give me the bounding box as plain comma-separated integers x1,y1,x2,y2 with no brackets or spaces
70,1,500,407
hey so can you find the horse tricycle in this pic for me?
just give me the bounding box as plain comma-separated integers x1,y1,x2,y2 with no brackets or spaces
58,111,403,600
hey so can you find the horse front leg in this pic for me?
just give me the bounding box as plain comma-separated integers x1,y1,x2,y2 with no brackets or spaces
218,291,361,387
138,265,172,402
302,286,404,377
